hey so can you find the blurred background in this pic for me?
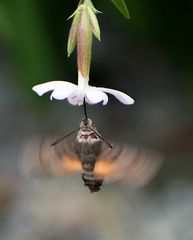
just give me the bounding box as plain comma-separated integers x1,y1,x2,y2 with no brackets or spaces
0,0,193,239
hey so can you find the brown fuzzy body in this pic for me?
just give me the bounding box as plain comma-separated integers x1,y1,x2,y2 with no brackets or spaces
75,119,104,192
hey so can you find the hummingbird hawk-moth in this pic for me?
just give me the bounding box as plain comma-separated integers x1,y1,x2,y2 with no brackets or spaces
22,118,162,192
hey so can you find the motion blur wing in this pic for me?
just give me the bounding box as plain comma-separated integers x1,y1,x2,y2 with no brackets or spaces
21,136,82,178
94,143,162,188
21,136,162,189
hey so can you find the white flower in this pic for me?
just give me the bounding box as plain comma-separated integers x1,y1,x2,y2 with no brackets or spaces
32,72,134,106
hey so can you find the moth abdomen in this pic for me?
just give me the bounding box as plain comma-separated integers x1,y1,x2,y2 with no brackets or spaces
82,161,95,171
82,173,103,193
75,141,101,159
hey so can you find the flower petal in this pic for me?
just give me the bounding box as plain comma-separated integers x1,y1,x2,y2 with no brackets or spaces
67,90,83,105
32,81,77,97
50,85,78,100
96,87,134,105
85,87,108,105
32,81,78,101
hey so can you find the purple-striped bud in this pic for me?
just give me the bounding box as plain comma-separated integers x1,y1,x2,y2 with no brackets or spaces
77,5,92,78
67,2,101,79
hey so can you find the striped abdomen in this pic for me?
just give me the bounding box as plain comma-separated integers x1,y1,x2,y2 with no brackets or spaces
75,131,103,192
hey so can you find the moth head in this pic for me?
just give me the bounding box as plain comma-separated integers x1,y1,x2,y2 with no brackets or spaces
80,118,95,129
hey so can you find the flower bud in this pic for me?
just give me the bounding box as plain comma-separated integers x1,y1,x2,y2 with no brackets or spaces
67,1,101,79
77,4,92,78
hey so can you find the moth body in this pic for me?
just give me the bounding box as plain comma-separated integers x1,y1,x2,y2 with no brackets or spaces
75,118,103,192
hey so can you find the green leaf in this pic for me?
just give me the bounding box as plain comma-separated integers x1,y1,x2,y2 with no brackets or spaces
85,0,101,13
78,0,84,6
67,8,81,57
87,7,101,41
111,0,130,19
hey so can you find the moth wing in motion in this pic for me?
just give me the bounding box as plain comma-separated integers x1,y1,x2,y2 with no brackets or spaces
21,136,82,177
94,143,163,188
21,136,162,189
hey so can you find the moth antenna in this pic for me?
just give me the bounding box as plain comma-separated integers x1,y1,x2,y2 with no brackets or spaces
83,98,88,121
91,128,113,149
50,128,80,146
